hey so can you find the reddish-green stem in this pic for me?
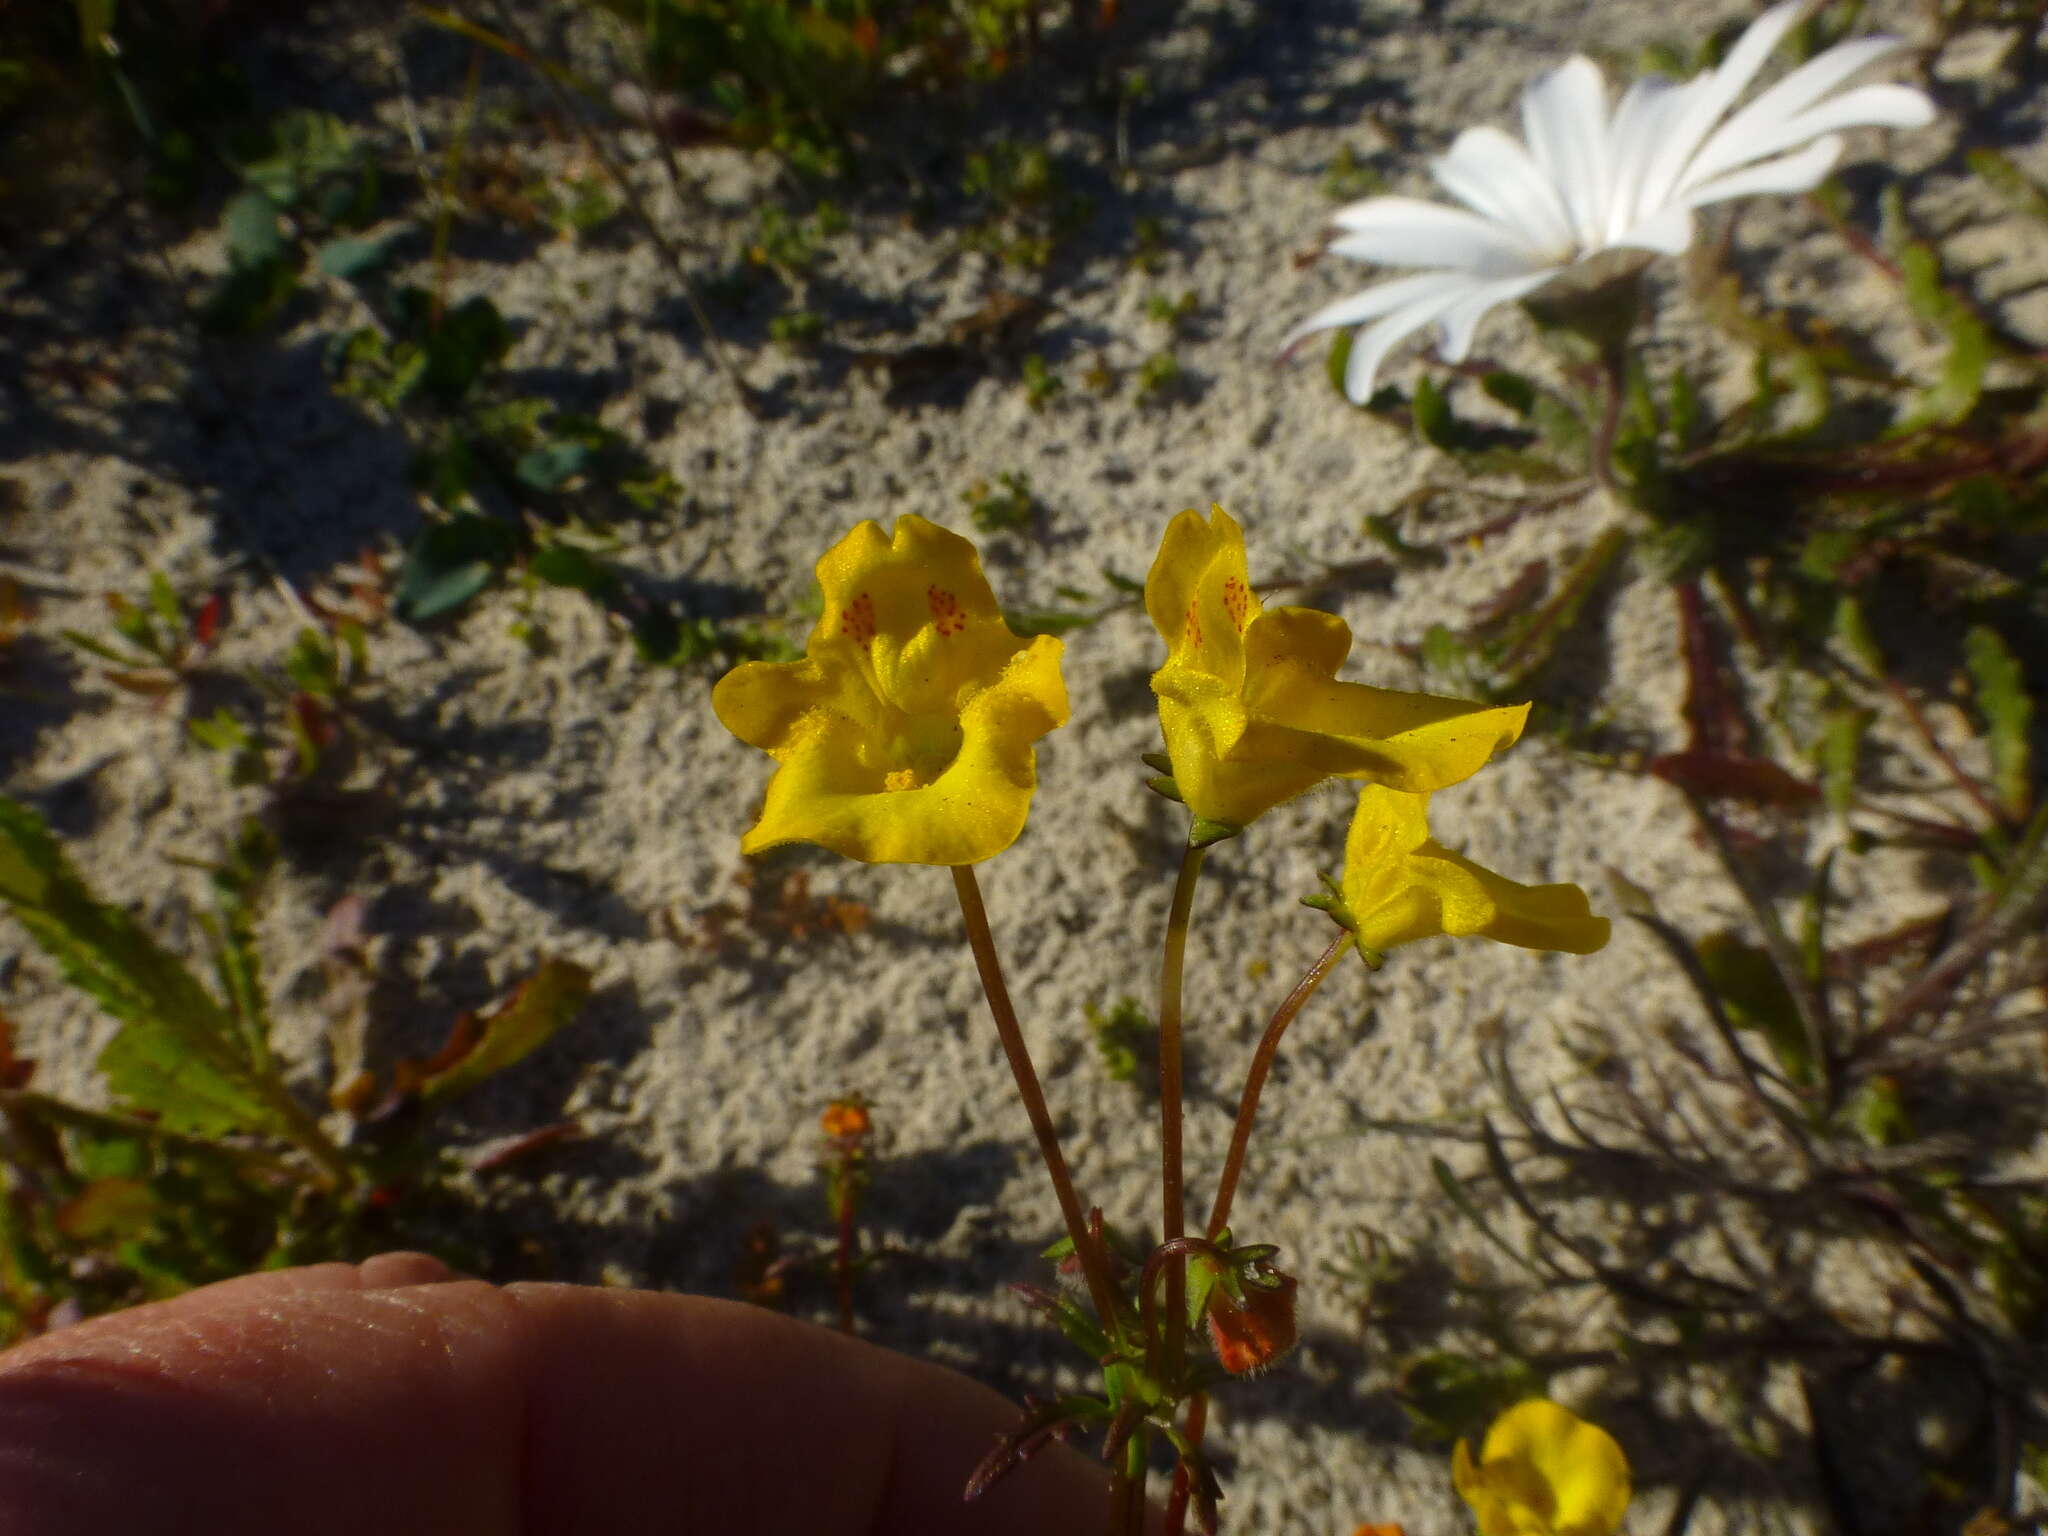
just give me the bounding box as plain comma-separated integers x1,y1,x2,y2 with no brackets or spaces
1156,842,1207,1381
952,866,1121,1330
1205,934,1352,1240
1163,933,1350,1536
833,1177,858,1334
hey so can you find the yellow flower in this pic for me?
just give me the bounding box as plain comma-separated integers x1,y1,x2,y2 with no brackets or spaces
1453,1399,1631,1536
1337,785,1609,955
712,516,1067,866
1146,506,1529,832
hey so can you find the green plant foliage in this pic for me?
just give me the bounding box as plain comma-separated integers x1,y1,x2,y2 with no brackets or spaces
0,800,594,1338
1084,996,1151,1085
1963,625,2034,820
963,470,1036,533
588,0,1075,176
0,800,287,1136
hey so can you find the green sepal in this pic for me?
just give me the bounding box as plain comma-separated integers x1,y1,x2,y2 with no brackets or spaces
1188,817,1240,848
1147,775,1184,803
1048,1295,1115,1359
1140,752,1174,775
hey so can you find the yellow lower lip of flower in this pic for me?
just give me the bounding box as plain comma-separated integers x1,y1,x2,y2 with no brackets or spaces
1339,786,1609,955
1453,1399,1631,1536
712,515,1068,867
729,650,1063,866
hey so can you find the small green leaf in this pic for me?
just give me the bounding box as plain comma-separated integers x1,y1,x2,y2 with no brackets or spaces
1397,1351,1547,1446
1325,331,1354,399
1696,932,1815,1087
1831,594,1885,674
1968,148,2048,227
515,440,595,494
529,544,621,599
418,959,593,1103
1897,244,1988,430
1819,707,1872,816
394,516,521,624
315,230,406,281
1411,375,1456,450
1480,371,1535,416
1964,625,2033,819
1845,1076,1911,1148
221,190,286,269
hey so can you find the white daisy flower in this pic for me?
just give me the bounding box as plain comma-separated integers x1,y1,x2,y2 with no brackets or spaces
1286,0,1937,404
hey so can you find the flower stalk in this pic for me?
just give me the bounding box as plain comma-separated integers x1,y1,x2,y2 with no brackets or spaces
1156,841,1207,1381
952,865,1121,1331
1205,932,1354,1241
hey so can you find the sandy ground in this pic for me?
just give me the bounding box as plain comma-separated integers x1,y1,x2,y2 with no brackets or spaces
2,0,2042,1528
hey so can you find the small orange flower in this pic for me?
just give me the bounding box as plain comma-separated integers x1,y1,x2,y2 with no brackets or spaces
821,1098,872,1140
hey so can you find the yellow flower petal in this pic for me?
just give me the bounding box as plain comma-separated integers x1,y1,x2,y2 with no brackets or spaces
1146,508,1529,829
712,516,1067,866
1341,787,1610,955
1457,1400,1631,1536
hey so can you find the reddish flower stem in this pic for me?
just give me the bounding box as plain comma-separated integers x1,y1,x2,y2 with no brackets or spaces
1205,933,1352,1240
1155,843,1207,1382
952,866,1121,1331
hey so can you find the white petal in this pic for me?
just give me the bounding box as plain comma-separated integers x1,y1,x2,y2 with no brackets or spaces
1631,0,1815,223
1601,76,1688,244
1710,34,1910,147
1434,269,1562,361
1608,202,1696,255
1677,135,1843,208
1343,284,1486,403
1430,126,1576,257
1279,270,1489,355
1327,197,1549,276
1520,56,1613,249
1681,83,1934,189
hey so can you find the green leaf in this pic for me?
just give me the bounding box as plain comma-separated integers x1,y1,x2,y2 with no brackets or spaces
315,230,406,281
221,190,286,270
1964,625,2034,819
1968,148,2048,227
1831,594,1885,674
1819,707,1872,816
1325,330,1353,400
391,290,513,404
1411,374,1456,450
418,959,593,1103
1845,1076,1911,1148
1897,244,1988,430
0,798,285,1136
1696,932,1815,1087
1480,371,1535,416
529,543,622,599
1530,389,1588,464
394,516,520,624
515,440,595,494
1397,1352,1547,1446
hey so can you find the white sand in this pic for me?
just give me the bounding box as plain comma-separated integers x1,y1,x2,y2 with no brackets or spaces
3,0,2040,1527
